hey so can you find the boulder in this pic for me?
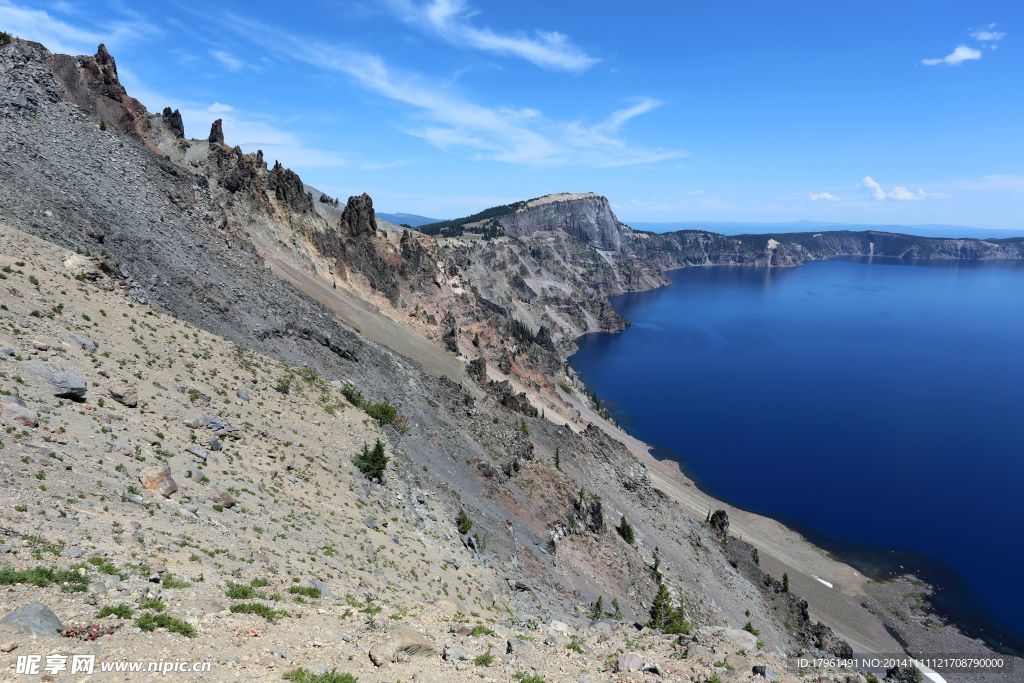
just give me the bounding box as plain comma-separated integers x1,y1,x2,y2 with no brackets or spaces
140,465,177,498
753,664,778,680
0,603,61,636
210,491,236,509
68,332,97,352
368,626,435,666
23,361,86,399
0,399,37,427
617,652,645,672
107,382,138,408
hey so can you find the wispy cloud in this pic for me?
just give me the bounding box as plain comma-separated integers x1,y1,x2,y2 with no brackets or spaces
361,159,416,171
922,45,982,66
860,176,948,201
221,15,680,168
0,0,157,55
118,70,348,169
808,191,841,202
971,23,1007,45
386,0,597,72
210,49,247,72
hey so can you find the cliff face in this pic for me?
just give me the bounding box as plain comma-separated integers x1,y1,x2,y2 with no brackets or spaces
499,192,624,251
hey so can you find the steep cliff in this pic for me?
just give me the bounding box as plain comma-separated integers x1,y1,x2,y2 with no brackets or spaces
498,192,624,251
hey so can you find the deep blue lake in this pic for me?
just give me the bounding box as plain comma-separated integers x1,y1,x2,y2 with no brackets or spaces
570,257,1024,653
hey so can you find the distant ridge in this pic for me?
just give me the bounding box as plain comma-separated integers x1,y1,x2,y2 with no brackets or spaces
376,212,441,227
629,220,1024,240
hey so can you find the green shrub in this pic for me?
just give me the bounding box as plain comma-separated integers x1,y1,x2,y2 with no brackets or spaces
139,599,165,612
743,621,760,636
474,648,494,666
226,582,255,599
616,516,635,545
0,565,88,592
135,612,196,637
0,31,12,46
353,440,388,482
519,676,545,683
230,602,286,623
97,604,133,619
363,398,397,425
469,624,493,637
283,670,357,683
288,585,321,599
456,508,473,535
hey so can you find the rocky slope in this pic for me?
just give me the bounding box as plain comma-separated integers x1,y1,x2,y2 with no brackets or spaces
1,36,1016,682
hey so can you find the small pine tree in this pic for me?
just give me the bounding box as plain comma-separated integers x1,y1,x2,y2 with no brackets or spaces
472,332,480,347
456,508,473,535
519,419,529,436
589,596,603,620
353,439,388,482
611,597,623,620
782,572,789,593
648,582,673,630
99,119,107,131
651,547,662,582
648,583,692,634
554,447,561,471
616,515,635,545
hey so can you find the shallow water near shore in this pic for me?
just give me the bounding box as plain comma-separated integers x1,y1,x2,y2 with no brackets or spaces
570,257,1024,654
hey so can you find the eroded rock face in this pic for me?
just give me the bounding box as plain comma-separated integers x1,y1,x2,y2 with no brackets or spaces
440,311,459,353
341,193,377,238
268,161,313,213
161,107,184,138
209,118,224,147
499,193,623,252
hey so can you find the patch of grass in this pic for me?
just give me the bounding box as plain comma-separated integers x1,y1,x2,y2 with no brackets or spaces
97,604,133,619
282,670,357,683
742,621,760,637
474,647,494,667
135,612,196,637
226,582,256,599
250,577,270,588
230,602,286,623
566,636,584,654
287,585,321,599
161,573,191,588
519,676,545,683
470,624,494,637
139,599,165,612
0,565,89,592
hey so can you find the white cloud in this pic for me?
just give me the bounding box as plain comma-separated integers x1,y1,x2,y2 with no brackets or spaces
808,191,841,202
387,0,598,72
210,49,247,72
0,0,157,55
922,45,982,66
361,159,416,171
222,15,681,168
971,23,1006,43
860,176,948,202
118,70,348,170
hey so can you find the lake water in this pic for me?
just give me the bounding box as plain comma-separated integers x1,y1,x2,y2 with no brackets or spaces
570,257,1024,653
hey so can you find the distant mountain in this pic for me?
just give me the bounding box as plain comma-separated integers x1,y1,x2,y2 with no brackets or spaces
628,220,1024,240
376,212,441,227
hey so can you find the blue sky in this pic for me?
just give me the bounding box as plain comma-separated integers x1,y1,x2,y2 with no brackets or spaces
3,0,1022,229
